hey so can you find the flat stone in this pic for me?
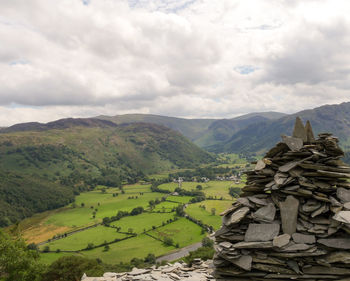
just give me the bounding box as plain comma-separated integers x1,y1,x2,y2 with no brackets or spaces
318,238,350,249
279,160,301,173
273,234,291,248
245,223,280,242
233,241,273,249
254,160,266,171
247,196,269,206
282,136,303,151
333,211,350,224
223,207,250,226
252,203,276,222
345,202,350,210
253,263,295,275
292,233,316,244
324,251,350,264
230,255,252,271
281,243,312,252
303,265,350,275
337,187,350,203
280,195,299,235
129,268,151,276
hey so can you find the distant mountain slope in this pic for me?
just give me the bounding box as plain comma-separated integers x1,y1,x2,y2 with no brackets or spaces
0,119,213,226
96,114,214,141
96,112,287,148
216,102,350,154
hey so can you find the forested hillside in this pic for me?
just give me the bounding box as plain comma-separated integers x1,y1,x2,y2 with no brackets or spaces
0,119,213,226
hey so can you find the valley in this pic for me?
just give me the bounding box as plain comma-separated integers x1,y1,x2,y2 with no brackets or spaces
10,179,242,266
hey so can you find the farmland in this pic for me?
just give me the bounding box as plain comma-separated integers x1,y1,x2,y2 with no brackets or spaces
12,179,241,265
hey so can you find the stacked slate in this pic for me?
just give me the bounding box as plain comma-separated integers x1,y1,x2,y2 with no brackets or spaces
214,117,350,280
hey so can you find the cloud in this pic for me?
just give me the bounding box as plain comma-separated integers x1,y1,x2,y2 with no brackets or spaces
0,0,349,126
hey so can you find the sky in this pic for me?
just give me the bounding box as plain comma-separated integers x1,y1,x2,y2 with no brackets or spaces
1,0,350,126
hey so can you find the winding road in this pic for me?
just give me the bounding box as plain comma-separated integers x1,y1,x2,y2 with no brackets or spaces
156,241,202,262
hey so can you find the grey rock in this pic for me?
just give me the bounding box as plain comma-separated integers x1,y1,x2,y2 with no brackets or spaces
292,116,307,142
254,160,266,171
292,233,316,244
230,255,252,271
333,211,350,224
233,241,274,249
337,187,350,203
282,136,303,151
244,223,280,242
272,234,290,248
318,238,350,249
280,195,299,235
222,207,249,226
252,203,276,222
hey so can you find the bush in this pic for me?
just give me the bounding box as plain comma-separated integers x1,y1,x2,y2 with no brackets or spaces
163,237,174,246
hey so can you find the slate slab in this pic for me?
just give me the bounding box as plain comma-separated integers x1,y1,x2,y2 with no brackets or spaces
273,234,290,248
280,195,299,235
244,223,280,242
318,238,350,249
292,233,316,244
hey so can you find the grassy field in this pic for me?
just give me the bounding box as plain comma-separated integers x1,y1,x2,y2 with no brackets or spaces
152,201,179,212
110,212,176,233
166,195,193,204
40,233,176,264
39,226,128,251
148,218,205,248
14,179,241,265
185,200,233,230
158,180,243,200
46,190,166,228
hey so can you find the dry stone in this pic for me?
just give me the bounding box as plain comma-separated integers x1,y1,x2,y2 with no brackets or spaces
213,118,350,280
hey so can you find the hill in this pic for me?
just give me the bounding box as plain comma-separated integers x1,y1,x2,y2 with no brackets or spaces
96,112,286,148
0,119,213,226
215,102,350,154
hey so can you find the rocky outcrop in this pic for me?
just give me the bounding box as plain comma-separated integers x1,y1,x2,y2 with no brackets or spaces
82,259,214,281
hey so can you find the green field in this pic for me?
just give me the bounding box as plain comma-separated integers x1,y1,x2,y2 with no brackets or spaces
166,195,193,204
110,212,176,233
39,226,128,251
185,200,233,229
46,189,166,228
148,218,205,247
158,180,242,200
152,201,179,212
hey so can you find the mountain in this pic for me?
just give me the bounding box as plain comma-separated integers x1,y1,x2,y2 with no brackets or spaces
96,112,286,149
0,118,213,226
216,102,350,154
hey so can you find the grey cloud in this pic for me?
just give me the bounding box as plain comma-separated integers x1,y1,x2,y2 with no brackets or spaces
261,20,350,85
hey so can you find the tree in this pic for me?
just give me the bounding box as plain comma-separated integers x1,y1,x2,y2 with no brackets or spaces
103,244,110,252
211,208,216,216
0,230,44,281
43,245,50,253
41,256,104,281
196,185,203,190
144,253,156,264
163,237,174,246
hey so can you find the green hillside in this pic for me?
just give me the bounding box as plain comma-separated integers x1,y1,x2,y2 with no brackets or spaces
0,119,213,227
96,112,286,149
215,102,350,154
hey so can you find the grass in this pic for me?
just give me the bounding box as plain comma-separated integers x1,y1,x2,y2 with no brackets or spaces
185,200,234,230
110,212,176,233
40,233,177,265
148,218,205,248
158,180,243,200
166,195,193,204
39,226,128,251
46,191,166,228
152,201,179,212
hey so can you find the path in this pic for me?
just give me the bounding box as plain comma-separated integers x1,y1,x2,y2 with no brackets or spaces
156,241,202,262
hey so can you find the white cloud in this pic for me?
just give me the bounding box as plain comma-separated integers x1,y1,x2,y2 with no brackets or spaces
0,0,350,126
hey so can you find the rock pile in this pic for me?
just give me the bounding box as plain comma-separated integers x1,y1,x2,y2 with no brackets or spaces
81,259,214,281
214,118,350,280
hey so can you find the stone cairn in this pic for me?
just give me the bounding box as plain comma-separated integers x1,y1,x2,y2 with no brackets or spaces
214,117,350,280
